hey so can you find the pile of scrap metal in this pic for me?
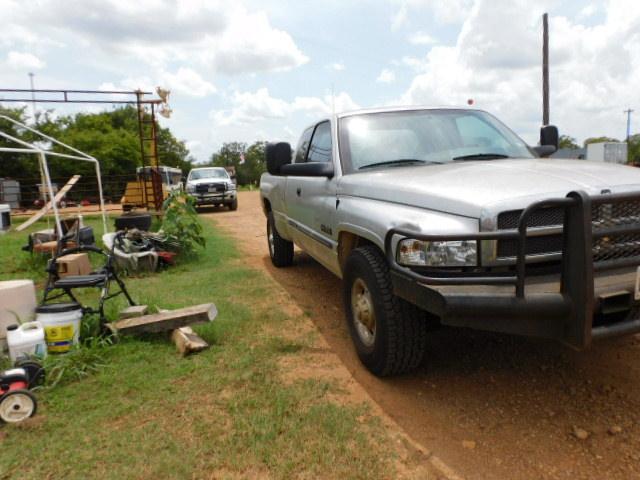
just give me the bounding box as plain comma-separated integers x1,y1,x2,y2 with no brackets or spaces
102,229,179,272
22,216,95,254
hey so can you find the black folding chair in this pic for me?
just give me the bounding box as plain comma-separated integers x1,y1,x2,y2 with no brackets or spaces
41,231,136,325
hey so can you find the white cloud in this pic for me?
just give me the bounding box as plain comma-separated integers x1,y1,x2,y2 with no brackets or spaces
408,31,437,45
579,3,598,19
399,0,640,143
160,68,216,97
376,69,396,83
3,1,308,75
6,51,45,70
328,62,346,71
201,9,308,74
212,88,359,126
392,0,474,29
212,88,291,126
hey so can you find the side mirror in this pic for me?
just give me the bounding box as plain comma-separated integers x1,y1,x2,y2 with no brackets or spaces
280,162,334,178
266,142,292,175
540,125,559,151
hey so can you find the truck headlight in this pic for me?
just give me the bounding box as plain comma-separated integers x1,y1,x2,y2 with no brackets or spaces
186,184,195,193
228,182,236,190
397,239,477,267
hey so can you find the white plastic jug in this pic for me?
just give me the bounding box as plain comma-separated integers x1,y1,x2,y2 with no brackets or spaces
6,321,47,362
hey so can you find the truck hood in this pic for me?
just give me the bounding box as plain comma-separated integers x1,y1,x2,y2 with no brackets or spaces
337,159,640,219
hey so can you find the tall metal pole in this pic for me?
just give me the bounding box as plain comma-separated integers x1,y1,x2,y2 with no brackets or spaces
28,72,37,122
542,13,550,126
625,109,634,143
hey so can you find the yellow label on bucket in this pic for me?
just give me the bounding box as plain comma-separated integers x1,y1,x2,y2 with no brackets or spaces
45,324,75,353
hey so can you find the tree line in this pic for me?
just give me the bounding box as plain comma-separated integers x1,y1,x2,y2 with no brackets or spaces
0,105,268,186
0,105,193,181
559,134,640,162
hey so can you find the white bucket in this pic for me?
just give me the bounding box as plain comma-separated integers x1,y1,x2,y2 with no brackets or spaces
6,321,47,362
36,303,83,353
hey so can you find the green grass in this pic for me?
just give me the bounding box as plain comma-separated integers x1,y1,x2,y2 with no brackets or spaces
0,215,393,479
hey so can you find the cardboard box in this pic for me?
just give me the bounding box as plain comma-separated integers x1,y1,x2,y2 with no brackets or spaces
56,253,92,277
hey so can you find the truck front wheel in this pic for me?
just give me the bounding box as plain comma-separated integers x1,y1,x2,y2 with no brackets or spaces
343,245,426,376
267,211,294,267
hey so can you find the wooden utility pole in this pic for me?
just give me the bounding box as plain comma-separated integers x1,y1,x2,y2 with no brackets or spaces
625,108,634,143
542,13,550,126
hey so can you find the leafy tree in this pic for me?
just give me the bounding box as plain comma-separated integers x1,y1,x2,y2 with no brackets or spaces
629,134,640,163
0,105,193,180
558,135,579,149
210,141,266,185
0,107,34,178
583,136,620,146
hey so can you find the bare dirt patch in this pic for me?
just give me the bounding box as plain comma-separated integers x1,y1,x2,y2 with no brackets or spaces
202,191,640,480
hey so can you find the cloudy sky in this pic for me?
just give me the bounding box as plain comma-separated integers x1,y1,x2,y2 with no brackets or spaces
1,0,638,163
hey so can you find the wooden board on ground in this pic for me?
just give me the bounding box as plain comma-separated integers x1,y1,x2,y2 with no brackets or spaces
108,303,217,334
171,326,209,356
118,305,149,320
16,175,81,231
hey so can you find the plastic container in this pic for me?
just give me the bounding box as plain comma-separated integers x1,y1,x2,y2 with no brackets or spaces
6,322,47,362
35,303,83,353
0,280,37,351
0,203,10,233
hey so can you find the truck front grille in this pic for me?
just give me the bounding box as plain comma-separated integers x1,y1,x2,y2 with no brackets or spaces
496,208,564,258
592,199,640,263
195,183,226,193
495,199,640,265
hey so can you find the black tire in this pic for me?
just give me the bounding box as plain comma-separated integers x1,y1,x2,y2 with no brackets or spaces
343,245,427,376
229,198,238,211
114,212,152,231
13,359,45,388
267,211,293,267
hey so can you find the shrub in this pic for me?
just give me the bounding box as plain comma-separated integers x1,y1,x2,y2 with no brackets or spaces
161,190,206,257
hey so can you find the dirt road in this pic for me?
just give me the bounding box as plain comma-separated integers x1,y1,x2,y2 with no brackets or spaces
206,191,640,480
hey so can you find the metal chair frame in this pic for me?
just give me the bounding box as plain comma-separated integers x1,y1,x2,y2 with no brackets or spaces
41,232,135,324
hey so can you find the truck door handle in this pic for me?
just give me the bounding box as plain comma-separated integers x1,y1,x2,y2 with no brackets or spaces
296,187,301,196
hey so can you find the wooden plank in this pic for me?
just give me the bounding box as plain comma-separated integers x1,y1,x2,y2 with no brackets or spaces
108,303,217,335
118,305,149,320
171,326,209,356
16,175,81,231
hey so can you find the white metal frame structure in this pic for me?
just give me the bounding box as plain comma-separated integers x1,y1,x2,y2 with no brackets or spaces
0,114,108,236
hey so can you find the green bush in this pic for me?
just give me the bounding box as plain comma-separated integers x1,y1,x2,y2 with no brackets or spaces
161,190,206,257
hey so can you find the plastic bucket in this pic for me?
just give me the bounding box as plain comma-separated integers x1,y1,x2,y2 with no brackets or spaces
35,303,82,353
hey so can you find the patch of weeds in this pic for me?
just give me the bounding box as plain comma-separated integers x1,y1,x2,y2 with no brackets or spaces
266,336,306,354
42,336,113,389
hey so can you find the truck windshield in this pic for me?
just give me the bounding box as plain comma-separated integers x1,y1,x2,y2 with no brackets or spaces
338,109,534,173
189,169,228,180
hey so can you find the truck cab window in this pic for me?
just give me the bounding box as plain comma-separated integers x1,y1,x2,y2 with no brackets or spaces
295,127,314,163
307,121,332,163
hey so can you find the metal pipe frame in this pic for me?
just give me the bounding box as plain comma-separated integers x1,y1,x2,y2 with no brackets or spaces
0,114,108,235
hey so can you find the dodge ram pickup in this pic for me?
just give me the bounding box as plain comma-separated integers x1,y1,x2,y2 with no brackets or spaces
260,106,640,376
186,167,238,210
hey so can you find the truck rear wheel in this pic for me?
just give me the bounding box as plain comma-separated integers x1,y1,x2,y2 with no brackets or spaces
343,245,426,376
267,211,293,267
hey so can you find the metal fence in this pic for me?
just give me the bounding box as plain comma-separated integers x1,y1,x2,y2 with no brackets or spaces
0,174,136,209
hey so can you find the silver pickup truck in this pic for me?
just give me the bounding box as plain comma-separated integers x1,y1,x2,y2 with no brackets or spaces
260,106,640,376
